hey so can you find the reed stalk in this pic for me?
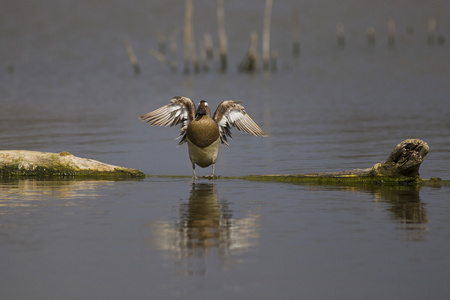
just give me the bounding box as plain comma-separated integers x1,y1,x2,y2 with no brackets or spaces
262,0,273,70
387,19,396,48
367,26,376,46
292,8,300,58
336,22,345,48
124,38,141,74
217,0,228,72
239,31,258,72
203,33,214,61
428,18,437,46
157,32,167,55
183,0,194,73
149,48,177,72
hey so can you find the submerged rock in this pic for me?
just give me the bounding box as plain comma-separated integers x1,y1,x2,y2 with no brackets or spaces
0,150,145,178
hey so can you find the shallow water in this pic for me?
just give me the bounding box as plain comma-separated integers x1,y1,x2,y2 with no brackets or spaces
1,178,450,299
1,0,450,299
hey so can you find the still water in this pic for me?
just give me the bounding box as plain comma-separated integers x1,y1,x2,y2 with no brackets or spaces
1,0,450,299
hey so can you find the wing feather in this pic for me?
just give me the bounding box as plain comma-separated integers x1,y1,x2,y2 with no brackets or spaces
212,100,267,146
139,96,196,145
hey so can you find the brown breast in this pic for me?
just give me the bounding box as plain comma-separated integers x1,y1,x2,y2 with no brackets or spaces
186,115,220,148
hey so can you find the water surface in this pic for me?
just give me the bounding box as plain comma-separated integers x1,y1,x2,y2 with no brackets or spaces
1,178,450,299
1,0,450,299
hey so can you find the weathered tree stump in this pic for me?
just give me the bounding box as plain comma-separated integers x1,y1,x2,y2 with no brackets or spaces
0,150,144,178
370,139,428,177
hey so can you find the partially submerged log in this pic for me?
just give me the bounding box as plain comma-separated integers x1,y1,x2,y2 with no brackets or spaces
239,139,440,186
0,150,145,178
1,139,446,186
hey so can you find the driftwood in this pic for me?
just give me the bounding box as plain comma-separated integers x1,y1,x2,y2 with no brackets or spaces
238,139,442,186
0,150,144,178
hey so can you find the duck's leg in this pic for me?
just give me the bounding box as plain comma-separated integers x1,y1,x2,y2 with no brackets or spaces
192,163,198,180
211,163,216,177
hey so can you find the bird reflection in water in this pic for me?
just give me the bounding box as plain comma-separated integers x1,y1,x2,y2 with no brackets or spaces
149,183,261,275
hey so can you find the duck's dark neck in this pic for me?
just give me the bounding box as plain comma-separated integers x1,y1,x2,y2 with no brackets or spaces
194,113,207,121
196,101,211,119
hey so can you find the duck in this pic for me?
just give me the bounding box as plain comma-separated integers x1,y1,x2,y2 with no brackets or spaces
139,96,267,178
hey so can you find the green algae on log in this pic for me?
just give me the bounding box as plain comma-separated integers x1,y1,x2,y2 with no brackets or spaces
0,150,145,178
236,139,438,186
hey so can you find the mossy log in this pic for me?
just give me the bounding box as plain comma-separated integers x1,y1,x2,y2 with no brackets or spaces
0,150,145,178
236,139,447,186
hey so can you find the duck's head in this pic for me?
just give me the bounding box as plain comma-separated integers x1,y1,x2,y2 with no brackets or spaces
196,100,211,117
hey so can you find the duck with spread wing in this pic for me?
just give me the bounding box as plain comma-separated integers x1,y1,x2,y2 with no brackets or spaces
139,96,267,178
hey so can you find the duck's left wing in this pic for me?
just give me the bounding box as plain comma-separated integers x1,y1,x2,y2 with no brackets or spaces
212,100,267,146
139,96,196,145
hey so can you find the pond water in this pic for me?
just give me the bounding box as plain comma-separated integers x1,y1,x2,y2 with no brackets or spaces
1,0,450,299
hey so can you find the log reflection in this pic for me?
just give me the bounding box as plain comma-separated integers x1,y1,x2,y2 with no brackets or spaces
372,186,428,241
371,186,427,225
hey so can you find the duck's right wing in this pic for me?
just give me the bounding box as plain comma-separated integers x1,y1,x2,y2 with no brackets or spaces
139,96,196,145
212,100,267,146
